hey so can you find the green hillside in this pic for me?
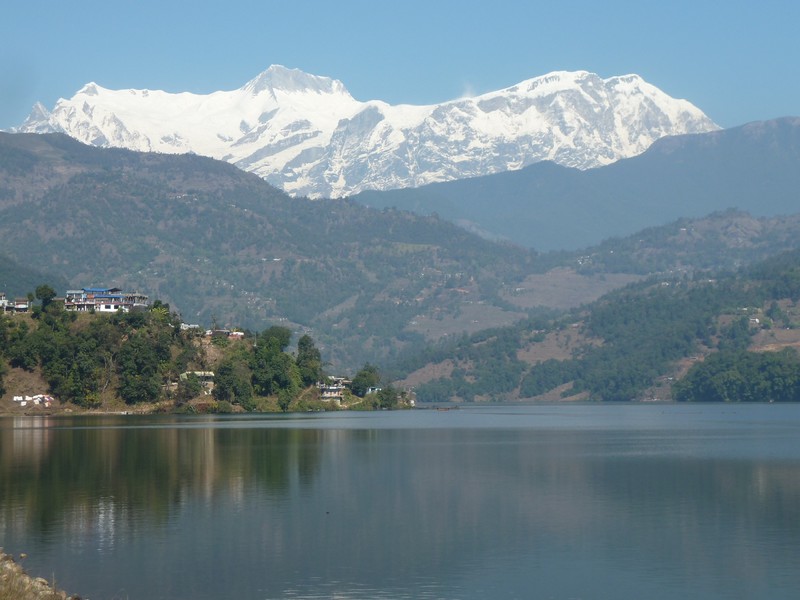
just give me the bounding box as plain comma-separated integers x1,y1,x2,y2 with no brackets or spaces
0,133,536,370
0,299,408,411
0,254,69,299
5,132,800,379
395,248,800,403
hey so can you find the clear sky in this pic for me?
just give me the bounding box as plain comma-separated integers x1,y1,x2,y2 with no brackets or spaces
1,0,798,131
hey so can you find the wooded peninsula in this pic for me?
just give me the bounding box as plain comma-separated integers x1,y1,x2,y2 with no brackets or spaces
0,286,410,414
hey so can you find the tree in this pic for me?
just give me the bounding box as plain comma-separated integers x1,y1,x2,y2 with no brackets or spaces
376,385,400,409
35,284,57,310
150,304,170,322
7,321,38,371
0,314,9,350
259,326,292,351
351,363,381,397
176,373,203,405
277,389,293,413
117,333,161,404
251,340,301,397
213,358,254,409
296,334,323,386
674,348,800,402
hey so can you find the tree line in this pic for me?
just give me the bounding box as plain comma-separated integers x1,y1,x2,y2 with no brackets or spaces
674,348,800,403
0,288,400,411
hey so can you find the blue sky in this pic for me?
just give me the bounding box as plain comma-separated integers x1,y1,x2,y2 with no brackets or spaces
1,0,798,130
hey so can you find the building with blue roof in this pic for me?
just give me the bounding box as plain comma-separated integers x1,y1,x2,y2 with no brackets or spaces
64,287,149,313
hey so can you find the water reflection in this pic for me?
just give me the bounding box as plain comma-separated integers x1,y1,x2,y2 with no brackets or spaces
0,418,324,541
0,408,798,599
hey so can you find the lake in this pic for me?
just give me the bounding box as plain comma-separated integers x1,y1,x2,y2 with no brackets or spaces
1,404,799,599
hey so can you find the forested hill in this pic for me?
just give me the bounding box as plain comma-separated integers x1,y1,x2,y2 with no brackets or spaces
5,132,800,376
0,133,536,370
533,209,800,275
0,301,407,412
394,248,800,403
0,254,68,299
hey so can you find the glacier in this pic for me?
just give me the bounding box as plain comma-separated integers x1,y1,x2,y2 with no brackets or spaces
14,65,719,198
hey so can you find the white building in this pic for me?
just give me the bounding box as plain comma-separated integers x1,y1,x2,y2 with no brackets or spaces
64,287,149,313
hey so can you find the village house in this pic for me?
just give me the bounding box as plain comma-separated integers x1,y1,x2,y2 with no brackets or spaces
180,371,215,392
64,287,149,313
205,329,246,339
180,371,215,383
317,376,352,403
12,298,31,312
1,292,31,313
206,328,231,338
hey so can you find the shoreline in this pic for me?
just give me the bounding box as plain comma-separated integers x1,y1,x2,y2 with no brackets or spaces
0,551,78,600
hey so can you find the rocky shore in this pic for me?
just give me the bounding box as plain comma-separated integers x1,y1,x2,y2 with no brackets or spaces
0,551,79,600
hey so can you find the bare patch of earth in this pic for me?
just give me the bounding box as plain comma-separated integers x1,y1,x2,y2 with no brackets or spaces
0,367,52,413
519,382,590,403
406,302,526,341
516,326,600,364
751,327,800,353
395,359,458,388
504,267,641,310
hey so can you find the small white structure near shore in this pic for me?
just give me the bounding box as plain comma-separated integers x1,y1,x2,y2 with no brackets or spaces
13,394,53,408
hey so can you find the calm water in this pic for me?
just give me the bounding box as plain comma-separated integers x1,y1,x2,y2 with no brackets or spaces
1,404,799,599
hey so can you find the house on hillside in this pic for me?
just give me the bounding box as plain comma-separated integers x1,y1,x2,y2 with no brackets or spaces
180,371,215,390
64,287,149,313
2,295,31,313
317,376,352,403
206,329,231,338
12,298,31,312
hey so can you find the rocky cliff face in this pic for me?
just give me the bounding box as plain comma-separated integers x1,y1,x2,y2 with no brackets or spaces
16,66,718,198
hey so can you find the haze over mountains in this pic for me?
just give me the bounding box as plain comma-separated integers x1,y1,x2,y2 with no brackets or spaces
355,117,800,250
14,66,717,198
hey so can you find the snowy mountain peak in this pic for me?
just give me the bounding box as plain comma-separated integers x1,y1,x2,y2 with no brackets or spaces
24,101,51,122
13,67,719,198
17,102,58,134
243,65,350,97
78,82,102,96
503,70,593,93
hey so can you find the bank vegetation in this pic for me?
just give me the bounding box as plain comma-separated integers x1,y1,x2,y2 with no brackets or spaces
0,295,408,413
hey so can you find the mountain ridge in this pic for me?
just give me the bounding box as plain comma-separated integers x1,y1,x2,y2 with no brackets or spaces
13,66,718,198
0,131,538,370
354,117,800,251
3,131,800,375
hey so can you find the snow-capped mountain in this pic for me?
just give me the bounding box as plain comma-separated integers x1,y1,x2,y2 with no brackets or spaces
15,65,719,198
